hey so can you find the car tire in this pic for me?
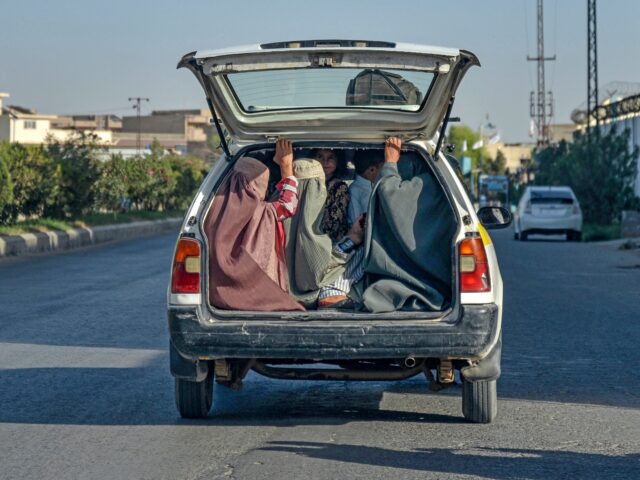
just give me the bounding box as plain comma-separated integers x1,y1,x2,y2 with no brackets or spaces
513,231,520,240
175,374,213,419
520,231,529,241
462,378,497,423
568,231,582,242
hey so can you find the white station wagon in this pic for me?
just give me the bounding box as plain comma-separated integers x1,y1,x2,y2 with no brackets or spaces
168,40,511,423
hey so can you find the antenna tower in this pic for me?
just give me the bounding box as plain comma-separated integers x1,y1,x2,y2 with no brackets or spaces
527,0,556,145
587,0,599,133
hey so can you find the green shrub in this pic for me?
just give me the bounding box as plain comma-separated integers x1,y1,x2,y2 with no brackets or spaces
582,223,621,242
44,132,101,218
167,155,208,210
0,152,14,223
93,154,130,213
1,136,209,225
0,141,62,223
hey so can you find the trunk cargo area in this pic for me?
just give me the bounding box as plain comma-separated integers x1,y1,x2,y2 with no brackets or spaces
202,144,459,318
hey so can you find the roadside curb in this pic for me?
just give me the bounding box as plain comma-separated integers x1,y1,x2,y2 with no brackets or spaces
0,218,183,258
593,237,640,248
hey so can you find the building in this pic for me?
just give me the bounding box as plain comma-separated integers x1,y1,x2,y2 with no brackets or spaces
0,93,113,145
53,114,122,132
547,123,576,144
0,93,58,144
116,108,214,157
570,82,640,197
598,97,640,197
485,142,535,176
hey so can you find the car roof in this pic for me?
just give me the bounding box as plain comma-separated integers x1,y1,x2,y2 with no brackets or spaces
193,41,461,60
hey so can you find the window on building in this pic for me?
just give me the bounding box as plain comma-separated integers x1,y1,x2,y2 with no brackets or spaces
24,120,37,129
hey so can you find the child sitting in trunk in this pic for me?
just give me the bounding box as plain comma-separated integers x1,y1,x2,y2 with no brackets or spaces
317,140,394,309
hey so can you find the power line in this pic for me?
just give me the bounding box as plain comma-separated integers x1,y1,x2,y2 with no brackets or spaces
128,97,149,153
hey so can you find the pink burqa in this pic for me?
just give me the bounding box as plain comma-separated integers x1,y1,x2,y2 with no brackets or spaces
205,157,304,311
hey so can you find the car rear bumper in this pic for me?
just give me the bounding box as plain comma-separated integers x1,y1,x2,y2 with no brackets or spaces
168,304,500,361
519,214,582,232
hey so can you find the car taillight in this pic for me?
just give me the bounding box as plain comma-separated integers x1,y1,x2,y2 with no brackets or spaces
171,238,201,293
459,237,490,292
524,201,532,214
572,203,581,215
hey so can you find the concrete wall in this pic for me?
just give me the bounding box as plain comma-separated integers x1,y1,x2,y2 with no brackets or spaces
113,131,187,149
48,128,113,144
122,115,186,135
0,116,10,141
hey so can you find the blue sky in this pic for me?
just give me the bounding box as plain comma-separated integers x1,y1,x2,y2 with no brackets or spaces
1,0,639,142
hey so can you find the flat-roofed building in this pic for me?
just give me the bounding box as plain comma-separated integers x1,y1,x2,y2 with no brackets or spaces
117,108,214,157
0,93,113,145
485,142,535,176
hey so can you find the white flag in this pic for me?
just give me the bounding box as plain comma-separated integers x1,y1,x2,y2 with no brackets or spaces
488,133,501,145
472,139,484,150
462,139,468,152
529,118,537,138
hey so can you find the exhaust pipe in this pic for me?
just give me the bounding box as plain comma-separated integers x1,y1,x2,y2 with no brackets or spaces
404,356,417,368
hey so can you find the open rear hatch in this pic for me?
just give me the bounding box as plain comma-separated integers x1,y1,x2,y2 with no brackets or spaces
178,40,479,144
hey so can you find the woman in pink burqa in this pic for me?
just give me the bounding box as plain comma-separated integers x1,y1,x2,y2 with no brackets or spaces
205,139,304,311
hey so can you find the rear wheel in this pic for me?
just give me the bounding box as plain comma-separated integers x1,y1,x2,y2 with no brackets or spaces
519,230,529,241
513,231,520,240
568,230,582,242
462,378,497,423
175,374,213,418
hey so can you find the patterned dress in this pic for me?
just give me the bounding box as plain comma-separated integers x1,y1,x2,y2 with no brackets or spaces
321,178,350,242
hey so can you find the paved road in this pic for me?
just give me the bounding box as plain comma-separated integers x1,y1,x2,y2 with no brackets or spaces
1,231,639,479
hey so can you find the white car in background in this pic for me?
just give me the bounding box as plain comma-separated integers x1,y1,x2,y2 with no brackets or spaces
514,186,583,241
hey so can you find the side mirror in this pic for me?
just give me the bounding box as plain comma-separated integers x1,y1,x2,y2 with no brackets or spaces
477,206,512,229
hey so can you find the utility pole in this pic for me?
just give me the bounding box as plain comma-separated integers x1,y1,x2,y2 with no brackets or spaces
587,0,599,133
527,0,556,146
128,97,149,153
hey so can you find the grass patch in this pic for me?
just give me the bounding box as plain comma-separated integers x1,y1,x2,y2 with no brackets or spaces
0,210,184,236
0,218,75,236
582,223,621,242
76,210,184,227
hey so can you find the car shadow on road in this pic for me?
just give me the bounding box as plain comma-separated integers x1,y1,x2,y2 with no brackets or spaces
0,367,463,426
257,441,640,478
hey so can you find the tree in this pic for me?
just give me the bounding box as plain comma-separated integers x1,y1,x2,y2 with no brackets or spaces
485,150,507,176
447,125,489,172
534,127,639,224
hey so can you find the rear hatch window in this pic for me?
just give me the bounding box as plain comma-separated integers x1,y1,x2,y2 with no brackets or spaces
530,191,574,205
227,68,432,112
